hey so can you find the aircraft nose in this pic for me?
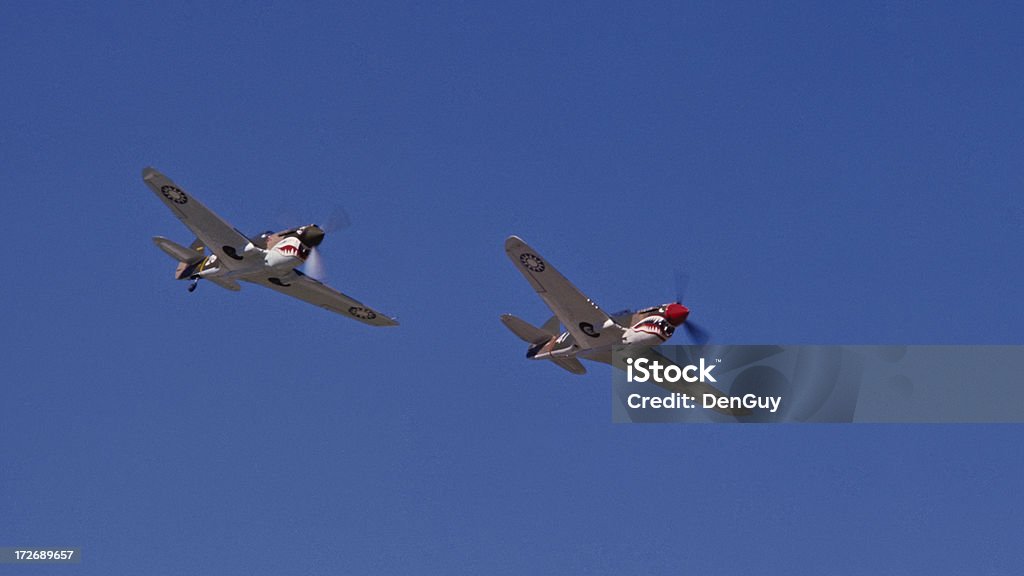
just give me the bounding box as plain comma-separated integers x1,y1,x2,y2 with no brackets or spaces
664,303,690,326
301,225,325,247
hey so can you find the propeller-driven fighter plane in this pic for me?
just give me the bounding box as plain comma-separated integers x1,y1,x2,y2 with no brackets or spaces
142,167,397,326
501,235,742,410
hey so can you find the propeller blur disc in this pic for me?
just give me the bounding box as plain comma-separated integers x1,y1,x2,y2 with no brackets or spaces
305,246,326,281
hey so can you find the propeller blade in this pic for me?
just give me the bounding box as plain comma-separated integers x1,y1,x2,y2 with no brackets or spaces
671,270,713,343
683,321,711,345
272,204,351,235
674,270,691,304
304,246,327,281
323,205,352,233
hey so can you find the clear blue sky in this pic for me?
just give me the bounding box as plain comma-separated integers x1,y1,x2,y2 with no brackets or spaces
2,2,1022,574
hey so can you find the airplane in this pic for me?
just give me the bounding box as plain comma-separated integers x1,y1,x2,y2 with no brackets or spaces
501,235,744,412
142,167,398,327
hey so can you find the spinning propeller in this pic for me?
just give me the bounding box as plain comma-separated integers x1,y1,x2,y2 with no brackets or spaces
611,271,713,343
673,271,712,345
300,206,352,282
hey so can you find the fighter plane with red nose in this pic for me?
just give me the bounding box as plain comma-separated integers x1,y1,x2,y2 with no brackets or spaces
142,167,397,326
501,235,744,413
502,235,704,372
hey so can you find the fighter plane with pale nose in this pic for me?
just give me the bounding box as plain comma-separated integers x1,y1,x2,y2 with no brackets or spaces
142,167,397,326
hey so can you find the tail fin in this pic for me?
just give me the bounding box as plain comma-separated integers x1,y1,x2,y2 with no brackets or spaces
540,315,560,335
500,314,556,344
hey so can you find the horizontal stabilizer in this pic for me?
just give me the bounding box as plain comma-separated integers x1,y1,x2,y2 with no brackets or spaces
551,357,587,375
153,236,204,264
500,314,555,344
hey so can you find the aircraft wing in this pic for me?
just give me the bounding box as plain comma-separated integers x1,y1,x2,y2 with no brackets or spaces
244,271,398,327
142,167,253,270
637,347,752,417
505,236,624,349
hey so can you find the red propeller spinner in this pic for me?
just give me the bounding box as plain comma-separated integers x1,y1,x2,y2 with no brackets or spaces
664,303,690,326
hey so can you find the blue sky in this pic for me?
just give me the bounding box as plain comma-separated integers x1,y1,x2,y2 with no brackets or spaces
1,1,1022,573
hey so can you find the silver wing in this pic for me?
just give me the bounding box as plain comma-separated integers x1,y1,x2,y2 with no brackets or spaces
505,236,624,349
244,270,398,327
142,167,253,269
